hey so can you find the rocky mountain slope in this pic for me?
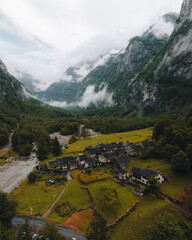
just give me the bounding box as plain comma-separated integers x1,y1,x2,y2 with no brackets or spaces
36,50,120,104
0,59,31,103
125,0,192,110
35,12,178,108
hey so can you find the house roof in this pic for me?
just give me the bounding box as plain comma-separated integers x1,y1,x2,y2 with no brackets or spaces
112,141,124,148
104,143,115,152
39,164,47,170
49,160,58,168
101,152,115,159
62,156,76,161
68,159,78,167
85,147,98,155
115,155,129,168
131,167,157,179
119,169,128,174
57,158,68,166
78,154,87,161
114,148,127,156
85,157,96,165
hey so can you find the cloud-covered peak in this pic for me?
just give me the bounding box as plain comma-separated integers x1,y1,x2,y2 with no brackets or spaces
143,12,178,39
61,49,120,83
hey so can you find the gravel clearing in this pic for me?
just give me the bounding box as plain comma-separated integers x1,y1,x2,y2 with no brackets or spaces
0,153,38,193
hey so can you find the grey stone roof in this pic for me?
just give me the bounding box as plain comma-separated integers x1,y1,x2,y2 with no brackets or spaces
39,164,47,170
131,167,157,179
115,155,130,168
85,157,96,165
78,154,87,161
49,160,58,168
119,169,128,174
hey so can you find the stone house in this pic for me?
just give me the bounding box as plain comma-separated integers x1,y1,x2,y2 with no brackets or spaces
131,167,164,185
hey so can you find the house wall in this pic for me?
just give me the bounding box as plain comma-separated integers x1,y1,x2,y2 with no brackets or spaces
99,156,107,163
155,173,164,184
69,165,77,170
132,173,164,185
132,176,148,185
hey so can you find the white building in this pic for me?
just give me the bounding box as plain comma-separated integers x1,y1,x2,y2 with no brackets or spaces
131,167,164,185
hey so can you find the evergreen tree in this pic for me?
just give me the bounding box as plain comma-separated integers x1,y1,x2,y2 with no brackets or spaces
149,212,192,240
172,151,190,172
52,137,61,156
87,212,110,240
0,192,17,228
39,223,64,240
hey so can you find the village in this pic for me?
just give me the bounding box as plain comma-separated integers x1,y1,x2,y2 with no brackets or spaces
8,127,192,239
37,139,165,196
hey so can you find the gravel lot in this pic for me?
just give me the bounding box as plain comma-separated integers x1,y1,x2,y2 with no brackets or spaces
0,152,37,193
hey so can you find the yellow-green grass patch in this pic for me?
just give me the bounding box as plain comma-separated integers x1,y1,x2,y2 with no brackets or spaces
9,179,66,216
88,179,139,224
48,177,92,222
110,195,169,240
126,158,192,196
62,128,152,156
79,166,113,183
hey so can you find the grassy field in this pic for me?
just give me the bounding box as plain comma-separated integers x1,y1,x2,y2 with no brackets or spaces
126,158,192,196
62,127,152,156
79,166,112,183
9,179,66,216
48,170,92,222
89,179,139,224
7,127,192,238
110,195,171,240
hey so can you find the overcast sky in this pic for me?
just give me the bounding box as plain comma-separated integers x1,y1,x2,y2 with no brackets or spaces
0,0,183,90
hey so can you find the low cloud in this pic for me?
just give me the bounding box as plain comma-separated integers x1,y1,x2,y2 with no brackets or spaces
78,85,114,108
47,84,114,109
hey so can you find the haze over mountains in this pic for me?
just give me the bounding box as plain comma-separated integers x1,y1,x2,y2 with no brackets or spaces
35,12,179,108
0,0,192,113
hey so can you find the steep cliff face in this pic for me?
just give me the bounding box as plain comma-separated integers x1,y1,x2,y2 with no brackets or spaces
0,59,30,103
37,50,119,104
76,12,177,106
35,12,177,108
128,0,192,109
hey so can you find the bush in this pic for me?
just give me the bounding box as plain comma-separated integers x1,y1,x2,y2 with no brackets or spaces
28,172,37,184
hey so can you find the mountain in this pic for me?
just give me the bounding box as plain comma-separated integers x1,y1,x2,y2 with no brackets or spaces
0,58,31,103
36,12,178,108
36,50,120,105
76,12,178,107
124,0,192,110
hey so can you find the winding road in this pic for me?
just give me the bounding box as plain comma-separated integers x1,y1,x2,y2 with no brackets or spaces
12,215,87,240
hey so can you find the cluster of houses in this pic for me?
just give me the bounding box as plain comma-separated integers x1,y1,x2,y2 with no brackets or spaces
37,140,164,192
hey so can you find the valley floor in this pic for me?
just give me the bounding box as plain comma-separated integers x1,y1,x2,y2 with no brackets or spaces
4,127,192,240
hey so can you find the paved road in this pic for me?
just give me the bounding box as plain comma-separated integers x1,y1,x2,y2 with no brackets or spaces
12,215,87,240
0,133,13,152
42,180,71,219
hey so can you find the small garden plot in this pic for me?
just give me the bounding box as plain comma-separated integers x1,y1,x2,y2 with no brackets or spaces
55,201,76,217
48,177,92,222
79,167,112,183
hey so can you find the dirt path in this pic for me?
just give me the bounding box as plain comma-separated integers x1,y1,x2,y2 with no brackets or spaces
42,180,71,219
